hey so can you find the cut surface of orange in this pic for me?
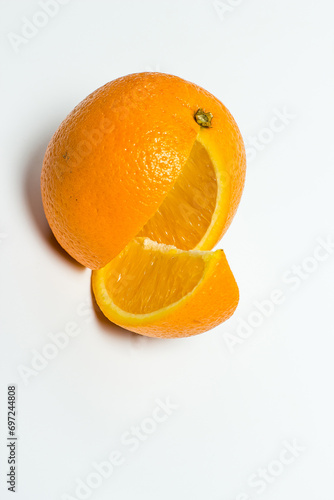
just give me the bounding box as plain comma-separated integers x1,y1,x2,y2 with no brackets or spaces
137,138,218,250
92,238,239,338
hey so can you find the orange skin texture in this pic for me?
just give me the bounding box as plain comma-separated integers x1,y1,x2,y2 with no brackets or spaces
92,248,239,339
41,72,246,269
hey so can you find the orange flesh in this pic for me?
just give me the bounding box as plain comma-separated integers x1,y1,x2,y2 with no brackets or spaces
137,140,217,249
103,141,219,315
105,239,205,314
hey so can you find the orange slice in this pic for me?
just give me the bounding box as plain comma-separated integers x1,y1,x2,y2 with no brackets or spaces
92,238,239,338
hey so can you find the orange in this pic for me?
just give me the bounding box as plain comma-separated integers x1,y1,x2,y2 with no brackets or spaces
41,72,246,270
92,238,239,338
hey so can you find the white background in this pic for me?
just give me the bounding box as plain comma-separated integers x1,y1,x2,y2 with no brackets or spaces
1,0,334,499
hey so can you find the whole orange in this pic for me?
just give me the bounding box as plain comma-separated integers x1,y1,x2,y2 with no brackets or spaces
41,72,246,269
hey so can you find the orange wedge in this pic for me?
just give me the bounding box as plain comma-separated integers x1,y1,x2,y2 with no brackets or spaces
92,238,239,338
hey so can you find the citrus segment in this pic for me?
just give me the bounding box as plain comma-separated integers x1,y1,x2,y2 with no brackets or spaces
92,238,239,338
105,238,205,314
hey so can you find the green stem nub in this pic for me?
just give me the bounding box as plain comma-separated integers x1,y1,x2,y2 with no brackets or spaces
194,108,213,128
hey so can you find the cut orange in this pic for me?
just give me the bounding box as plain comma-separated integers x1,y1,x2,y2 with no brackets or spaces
92,238,239,338
41,73,246,337
41,73,246,269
